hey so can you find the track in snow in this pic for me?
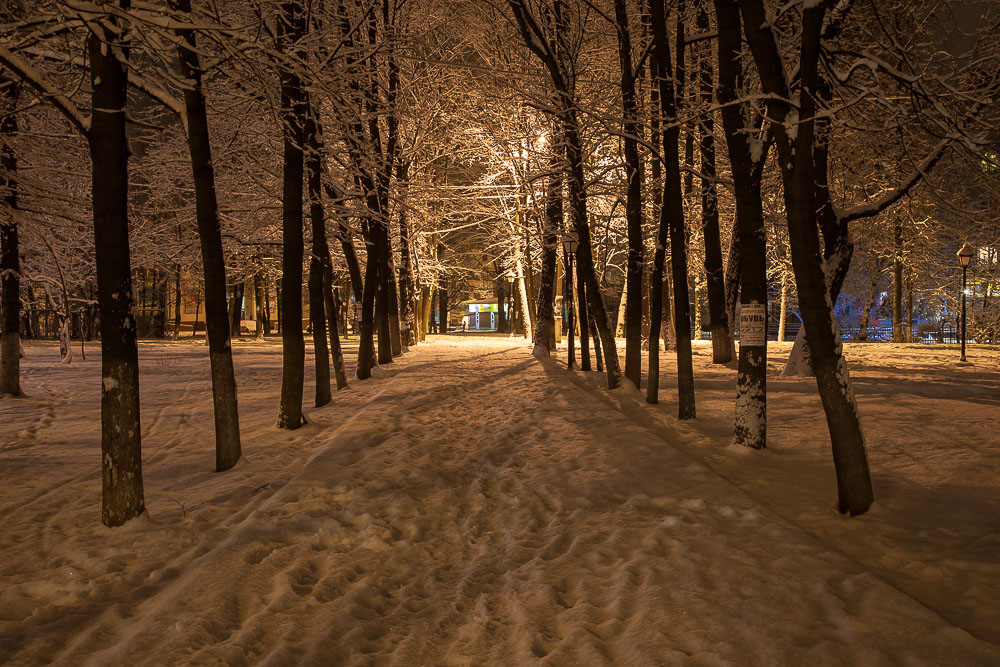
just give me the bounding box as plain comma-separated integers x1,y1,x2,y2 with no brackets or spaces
1,337,997,665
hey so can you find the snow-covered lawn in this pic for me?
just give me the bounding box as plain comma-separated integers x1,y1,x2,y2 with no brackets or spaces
0,336,997,665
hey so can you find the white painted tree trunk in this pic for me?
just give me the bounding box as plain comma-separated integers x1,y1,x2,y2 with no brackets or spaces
615,284,627,337
516,257,533,343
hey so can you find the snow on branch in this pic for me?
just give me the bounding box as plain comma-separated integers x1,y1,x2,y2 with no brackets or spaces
835,137,950,225
0,44,90,136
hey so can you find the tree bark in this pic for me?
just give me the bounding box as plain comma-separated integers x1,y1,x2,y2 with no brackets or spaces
275,0,306,427
648,0,694,415
698,4,732,364
438,283,449,333
740,0,873,514
716,0,766,449
615,0,644,388
228,281,244,338
89,11,145,526
508,0,621,388
172,263,181,340
892,218,904,342
576,258,591,370
533,155,560,355
0,71,21,395
254,272,265,339
304,94,331,408
172,0,243,467
397,161,417,346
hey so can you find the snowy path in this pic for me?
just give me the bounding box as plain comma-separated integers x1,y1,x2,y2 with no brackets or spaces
1,337,998,665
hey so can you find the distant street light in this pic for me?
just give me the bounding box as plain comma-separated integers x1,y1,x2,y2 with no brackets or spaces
562,234,579,369
957,243,975,362
505,271,516,336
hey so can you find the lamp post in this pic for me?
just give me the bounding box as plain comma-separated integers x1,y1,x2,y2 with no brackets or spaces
957,243,975,362
505,271,516,337
562,234,579,369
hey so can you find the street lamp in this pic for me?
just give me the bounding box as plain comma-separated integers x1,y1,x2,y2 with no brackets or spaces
957,242,975,362
562,234,579,369
505,271,516,336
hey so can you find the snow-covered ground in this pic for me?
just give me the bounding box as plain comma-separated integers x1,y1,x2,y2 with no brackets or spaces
0,335,997,665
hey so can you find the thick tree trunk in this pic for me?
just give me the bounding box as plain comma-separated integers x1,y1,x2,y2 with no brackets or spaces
397,161,417,346
229,281,244,338
648,0,694,415
741,0,872,514
420,285,432,339
387,251,403,355
172,0,242,468
357,228,379,378
716,0,766,449
0,73,21,395
508,0,620,388
565,121,620,386
275,1,306,427
856,271,880,341
324,275,348,390
615,0,644,388
533,158,560,355
590,309,604,373
697,5,732,364
615,286,627,337
89,15,145,526
304,96,331,408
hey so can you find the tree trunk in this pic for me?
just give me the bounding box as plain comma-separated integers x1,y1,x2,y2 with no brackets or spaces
740,0,872,515
615,0,644,388
533,157,560,355
387,251,403,355
397,161,417,346
906,277,914,343
562,120,620,385
275,1,306,427
698,5,732,364
304,94,331,408
892,221,904,342
648,0,694,415
856,271,880,341
229,281,244,338
716,0,766,449
89,13,145,526
0,71,21,395
172,0,242,468
172,263,181,340
724,226,740,360
420,285,432,339
576,260,591,370
254,273,265,340
325,276,348,390
496,277,507,334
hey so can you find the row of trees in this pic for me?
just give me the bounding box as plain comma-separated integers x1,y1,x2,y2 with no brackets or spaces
1,0,997,524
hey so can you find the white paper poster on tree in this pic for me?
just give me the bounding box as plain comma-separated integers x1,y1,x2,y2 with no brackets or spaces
739,302,766,346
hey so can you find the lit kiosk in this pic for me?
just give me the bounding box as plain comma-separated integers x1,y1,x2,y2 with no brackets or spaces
957,242,975,363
